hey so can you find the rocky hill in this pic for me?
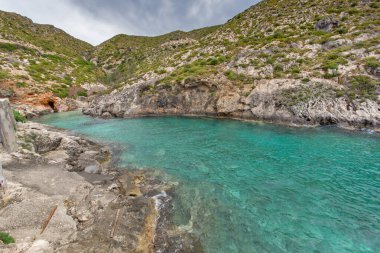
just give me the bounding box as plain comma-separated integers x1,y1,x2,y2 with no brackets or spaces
0,11,104,114
84,0,380,129
1,0,380,129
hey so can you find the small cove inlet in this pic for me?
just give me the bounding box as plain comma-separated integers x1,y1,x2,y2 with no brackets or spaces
36,111,380,253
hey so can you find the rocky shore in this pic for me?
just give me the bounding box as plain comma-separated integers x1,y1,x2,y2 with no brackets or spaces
83,78,380,131
0,121,201,252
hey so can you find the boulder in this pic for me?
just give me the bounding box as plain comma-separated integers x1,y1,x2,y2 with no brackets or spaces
77,151,102,173
34,134,62,153
315,16,339,31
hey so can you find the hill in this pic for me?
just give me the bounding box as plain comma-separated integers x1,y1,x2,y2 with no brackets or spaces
0,11,102,105
84,0,380,129
1,0,379,128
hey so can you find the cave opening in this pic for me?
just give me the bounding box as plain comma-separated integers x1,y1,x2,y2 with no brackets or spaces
48,100,57,112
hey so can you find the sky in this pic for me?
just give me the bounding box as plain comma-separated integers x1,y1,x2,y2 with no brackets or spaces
0,0,259,45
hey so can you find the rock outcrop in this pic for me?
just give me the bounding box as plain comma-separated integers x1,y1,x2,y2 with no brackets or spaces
84,78,380,130
0,98,17,153
0,122,201,252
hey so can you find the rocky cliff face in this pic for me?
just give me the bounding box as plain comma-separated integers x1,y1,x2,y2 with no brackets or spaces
84,76,380,129
83,0,379,129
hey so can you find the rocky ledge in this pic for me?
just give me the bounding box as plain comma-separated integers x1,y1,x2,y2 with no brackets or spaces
0,122,201,252
83,77,380,131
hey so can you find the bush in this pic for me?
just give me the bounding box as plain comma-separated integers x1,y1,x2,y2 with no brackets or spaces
348,8,359,15
16,82,27,88
76,90,88,97
364,57,380,69
224,70,240,81
224,70,252,83
337,76,379,100
0,43,18,52
348,76,378,100
0,232,15,244
0,69,10,80
207,57,219,65
51,85,69,98
337,28,348,34
322,54,348,70
13,110,27,123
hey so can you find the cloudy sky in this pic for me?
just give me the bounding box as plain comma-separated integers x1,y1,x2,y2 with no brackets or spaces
0,0,259,45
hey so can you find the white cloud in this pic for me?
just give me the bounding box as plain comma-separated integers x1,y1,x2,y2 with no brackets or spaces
0,0,126,45
0,0,258,45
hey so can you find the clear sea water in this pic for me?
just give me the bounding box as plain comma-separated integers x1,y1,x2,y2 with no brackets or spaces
37,111,380,253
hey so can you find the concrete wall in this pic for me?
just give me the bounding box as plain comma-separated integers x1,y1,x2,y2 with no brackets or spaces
0,98,18,153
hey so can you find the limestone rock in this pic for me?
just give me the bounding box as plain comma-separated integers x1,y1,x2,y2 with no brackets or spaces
315,16,339,31
34,134,62,154
0,98,18,153
84,77,380,131
25,240,52,253
77,151,102,173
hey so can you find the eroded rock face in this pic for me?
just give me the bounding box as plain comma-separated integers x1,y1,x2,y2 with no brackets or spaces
1,122,201,253
15,122,111,172
84,78,380,130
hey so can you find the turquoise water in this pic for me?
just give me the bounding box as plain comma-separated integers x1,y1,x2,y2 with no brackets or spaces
37,111,380,253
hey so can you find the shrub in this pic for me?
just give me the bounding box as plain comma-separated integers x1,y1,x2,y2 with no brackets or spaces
51,86,69,98
224,70,250,82
0,69,10,80
16,82,27,88
206,55,227,66
207,57,219,65
76,90,88,97
322,53,348,70
0,43,18,52
348,8,359,15
13,110,27,123
364,57,380,69
335,90,345,97
154,69,167,75
224,70,240,81
342,76,379,100
0,231,15,244
337,28,348,34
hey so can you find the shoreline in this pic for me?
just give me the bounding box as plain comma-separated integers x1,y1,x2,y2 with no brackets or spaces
0,120,201,252
81,109,380,133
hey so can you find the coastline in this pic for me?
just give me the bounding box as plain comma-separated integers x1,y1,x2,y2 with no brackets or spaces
0,120,201,252
83,109,380,134
2,107,379,252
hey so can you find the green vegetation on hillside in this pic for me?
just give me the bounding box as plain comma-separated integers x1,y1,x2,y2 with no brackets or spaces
0,0,379,102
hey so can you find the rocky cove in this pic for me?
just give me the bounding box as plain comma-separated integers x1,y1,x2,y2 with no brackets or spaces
0,0,379,251
0,102,201,252
30,110,380,253
83,77,380,131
